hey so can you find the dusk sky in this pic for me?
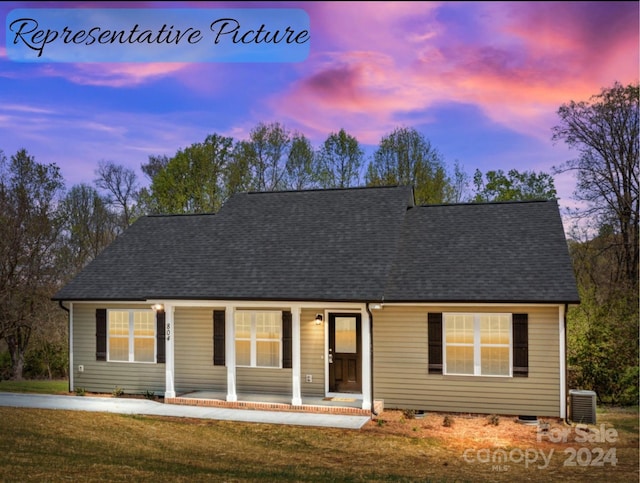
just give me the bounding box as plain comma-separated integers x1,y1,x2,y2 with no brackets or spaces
1,1,638,220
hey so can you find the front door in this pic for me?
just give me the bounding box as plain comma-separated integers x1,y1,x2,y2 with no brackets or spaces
328,313,362,393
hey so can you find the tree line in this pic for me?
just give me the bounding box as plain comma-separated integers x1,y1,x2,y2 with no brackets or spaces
1,82,637,406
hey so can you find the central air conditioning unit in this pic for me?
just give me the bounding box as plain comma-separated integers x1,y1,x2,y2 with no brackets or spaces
569,389,597,424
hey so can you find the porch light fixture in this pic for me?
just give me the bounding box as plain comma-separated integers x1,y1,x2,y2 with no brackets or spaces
370,303,383,310
315,314,323,325
151,303,164,312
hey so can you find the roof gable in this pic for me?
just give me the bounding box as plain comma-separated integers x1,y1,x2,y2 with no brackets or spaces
384,200,579,303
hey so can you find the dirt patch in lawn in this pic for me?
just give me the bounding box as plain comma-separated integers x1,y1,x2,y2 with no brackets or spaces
365,410,556,449
358,408,638,482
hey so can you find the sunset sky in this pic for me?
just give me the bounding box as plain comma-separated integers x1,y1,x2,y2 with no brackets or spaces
1,1,638,218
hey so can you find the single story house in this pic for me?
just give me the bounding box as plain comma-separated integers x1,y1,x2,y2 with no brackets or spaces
53,185,580,418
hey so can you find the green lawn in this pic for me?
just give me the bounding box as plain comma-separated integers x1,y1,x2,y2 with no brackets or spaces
0,403,637,482
0,379,69,394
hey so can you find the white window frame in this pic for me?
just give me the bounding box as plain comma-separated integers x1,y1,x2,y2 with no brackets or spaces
443,313,512,377
107,309,157,363
234,310,282,368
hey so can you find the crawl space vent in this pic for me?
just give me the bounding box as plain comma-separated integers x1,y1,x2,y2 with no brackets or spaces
569,389,597,424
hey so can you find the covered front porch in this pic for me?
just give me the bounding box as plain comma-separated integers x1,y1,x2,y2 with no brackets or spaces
158,301,377,413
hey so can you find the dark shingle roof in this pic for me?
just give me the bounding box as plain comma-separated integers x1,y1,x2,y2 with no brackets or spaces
53,186,414,302
384,200,580,303
53,186,579,304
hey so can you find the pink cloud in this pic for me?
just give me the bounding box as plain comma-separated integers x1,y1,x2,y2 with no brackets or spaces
39,62,192,88
271,1,638,145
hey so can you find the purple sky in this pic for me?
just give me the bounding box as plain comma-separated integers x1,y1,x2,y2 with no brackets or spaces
1,2,638,219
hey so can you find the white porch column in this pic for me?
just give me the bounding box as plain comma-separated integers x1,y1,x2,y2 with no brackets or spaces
291,305,302,406
164,303,176,398
559,304,566,419
225,305,237,402
361,308,372,411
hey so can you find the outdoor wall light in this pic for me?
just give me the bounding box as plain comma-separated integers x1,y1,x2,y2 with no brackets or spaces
315,314,323,325
370,303,383,310
151,303,164,312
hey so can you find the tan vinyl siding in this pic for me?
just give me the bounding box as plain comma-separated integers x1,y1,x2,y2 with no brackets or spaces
174,307,226,393
236,368,291,394
300,308,325,396
373,305,562,417
72,303,165,394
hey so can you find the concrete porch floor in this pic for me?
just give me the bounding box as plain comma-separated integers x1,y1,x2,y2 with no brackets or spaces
166,391,384,416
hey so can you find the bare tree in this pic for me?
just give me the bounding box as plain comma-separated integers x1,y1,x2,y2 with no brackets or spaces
58,184,119,276
553,82,639,289
141,154,170,183
94,161,139,228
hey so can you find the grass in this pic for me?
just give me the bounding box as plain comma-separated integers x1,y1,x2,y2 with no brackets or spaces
0,379,68,394
0,380,637,481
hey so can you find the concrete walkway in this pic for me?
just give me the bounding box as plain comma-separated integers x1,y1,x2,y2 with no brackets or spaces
0,392,371,429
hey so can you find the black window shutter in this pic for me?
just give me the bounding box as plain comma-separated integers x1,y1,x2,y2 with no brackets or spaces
213,310,226,366
156,310,166,364
512,313,529,377
282,311,292,369
96,308,107,361
428,313,443,374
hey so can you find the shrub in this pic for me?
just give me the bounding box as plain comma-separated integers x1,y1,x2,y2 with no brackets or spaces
402,408,416,420
112,386,124,398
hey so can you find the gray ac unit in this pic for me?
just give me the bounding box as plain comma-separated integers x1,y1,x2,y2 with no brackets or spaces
569,389,597,424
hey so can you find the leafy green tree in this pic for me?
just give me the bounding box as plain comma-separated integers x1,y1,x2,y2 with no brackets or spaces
472,168,557,202
284,133,316,190
315,128,363,188
231,122,316,193
554,82,639,405
223,145,253,199
567,235,639,405
365,127,452,204
144,133,234,214
235,122,291,192
0,149,65,380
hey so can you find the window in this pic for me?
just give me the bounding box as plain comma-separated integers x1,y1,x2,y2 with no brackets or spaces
108,310,156,363
443,313,511,376
235,311,282,368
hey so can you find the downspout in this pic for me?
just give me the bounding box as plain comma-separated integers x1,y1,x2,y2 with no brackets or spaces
366,303,378,416
564,303,569,425
58,301,72,393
